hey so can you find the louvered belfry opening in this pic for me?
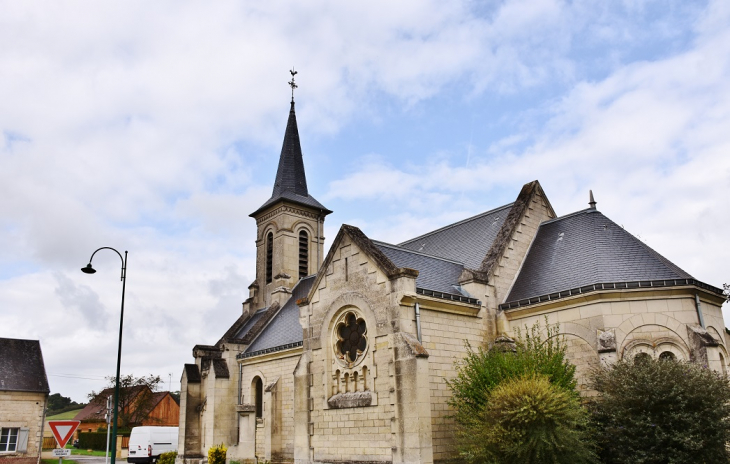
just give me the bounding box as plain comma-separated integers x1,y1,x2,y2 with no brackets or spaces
299,230,309,279
266,232,273,284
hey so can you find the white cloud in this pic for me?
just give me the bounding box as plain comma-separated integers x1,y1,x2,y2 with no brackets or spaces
1,0,728,402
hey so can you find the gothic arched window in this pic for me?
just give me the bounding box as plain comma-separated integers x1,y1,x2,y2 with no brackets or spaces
299,230,309,279
266,232,273,284
254,377,263,418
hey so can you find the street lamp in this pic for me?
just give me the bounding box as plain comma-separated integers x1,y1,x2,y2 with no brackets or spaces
81,247,128,464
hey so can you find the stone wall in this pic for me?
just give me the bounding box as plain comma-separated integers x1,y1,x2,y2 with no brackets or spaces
233,351,300,463
504,289,728,388
418,308,483,462
296,232,434,463
490,188,555,305
0,390,46,460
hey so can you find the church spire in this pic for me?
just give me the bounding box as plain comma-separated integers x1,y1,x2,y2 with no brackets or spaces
250,71,332,218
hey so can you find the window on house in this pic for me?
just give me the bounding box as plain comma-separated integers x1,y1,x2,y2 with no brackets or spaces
299,230,308,279
254,377,263,418
266,232,273,284
659,351,676,361
0,428,18,452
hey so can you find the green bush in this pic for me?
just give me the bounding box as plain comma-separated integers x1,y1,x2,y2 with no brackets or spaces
157,451,177,464
457,374,596,464
447,320,589,463
76,431,130,450
77,432,109,450
590,358,730,463
447,320,577,423
207,443,226,464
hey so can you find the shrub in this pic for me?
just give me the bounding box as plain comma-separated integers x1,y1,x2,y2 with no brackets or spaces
157,451,177,464
447,320,577,424
458,374,596,464
447,320,590,463
207,443,227,464
590,358,730,464
77,432,109,450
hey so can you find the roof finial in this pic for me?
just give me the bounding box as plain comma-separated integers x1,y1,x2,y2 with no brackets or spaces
589,190,597,209
288,68,298,103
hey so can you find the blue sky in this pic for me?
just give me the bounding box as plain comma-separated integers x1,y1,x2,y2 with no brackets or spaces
1,0,729,402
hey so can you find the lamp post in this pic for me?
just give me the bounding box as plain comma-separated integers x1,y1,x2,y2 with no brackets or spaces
81,247,127,464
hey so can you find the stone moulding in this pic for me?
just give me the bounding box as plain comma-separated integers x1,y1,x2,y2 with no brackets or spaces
236,403,255,414
327,391,373,409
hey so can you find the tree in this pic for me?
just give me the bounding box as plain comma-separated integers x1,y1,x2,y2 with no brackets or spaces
88,374,162,429
47,393,84,414
447,321,595,463
590,358,730,464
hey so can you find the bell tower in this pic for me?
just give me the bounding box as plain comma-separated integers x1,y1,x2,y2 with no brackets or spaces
247,71,332,310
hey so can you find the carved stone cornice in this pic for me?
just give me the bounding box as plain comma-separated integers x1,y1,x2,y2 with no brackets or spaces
255,204,321,224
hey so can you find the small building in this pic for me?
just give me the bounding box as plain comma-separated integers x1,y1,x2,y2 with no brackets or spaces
74,387,179,435
0,338,50,464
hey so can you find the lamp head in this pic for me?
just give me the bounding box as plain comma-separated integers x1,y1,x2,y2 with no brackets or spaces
81,264,96,274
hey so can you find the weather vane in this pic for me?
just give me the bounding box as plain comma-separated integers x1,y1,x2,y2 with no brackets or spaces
288,68,298,102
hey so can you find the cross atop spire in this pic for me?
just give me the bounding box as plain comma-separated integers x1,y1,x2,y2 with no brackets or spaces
288,68,298,103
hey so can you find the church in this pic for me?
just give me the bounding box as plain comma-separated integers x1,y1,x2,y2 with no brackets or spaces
176,90,728,464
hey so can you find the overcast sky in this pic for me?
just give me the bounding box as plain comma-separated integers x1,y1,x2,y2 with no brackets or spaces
1,0,729,403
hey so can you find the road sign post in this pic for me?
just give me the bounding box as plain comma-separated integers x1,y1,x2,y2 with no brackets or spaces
48,420,80,464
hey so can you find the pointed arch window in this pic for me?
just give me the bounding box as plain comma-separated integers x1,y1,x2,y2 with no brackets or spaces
266,232,273,284
299,230,309,279
253,377,263,418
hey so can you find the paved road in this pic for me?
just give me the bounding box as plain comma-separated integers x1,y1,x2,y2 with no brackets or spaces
47,456,126,464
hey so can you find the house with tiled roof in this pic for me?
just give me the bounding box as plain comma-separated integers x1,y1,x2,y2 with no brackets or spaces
177,94,727,464
75,387,179,436
0,338,49,464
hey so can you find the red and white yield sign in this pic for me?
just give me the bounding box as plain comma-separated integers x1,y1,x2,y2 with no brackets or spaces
48,420,80,448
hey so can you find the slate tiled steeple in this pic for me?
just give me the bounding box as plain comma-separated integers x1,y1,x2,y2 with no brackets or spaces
250,102,332,217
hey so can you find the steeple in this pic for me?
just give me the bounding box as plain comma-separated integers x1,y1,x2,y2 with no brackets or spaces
250,99,332,218
245,72,332,310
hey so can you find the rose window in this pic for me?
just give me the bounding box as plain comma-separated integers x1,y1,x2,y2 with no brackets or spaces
335,312,367,364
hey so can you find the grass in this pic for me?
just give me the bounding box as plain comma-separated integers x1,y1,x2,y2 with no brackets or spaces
43,460,77,464
60,443,109,456
46,409,84,420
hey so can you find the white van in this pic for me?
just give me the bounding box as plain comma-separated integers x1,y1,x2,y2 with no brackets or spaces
127,426,178,463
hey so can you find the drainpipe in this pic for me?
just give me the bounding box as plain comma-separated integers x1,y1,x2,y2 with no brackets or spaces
695,293,705,328
415,302,422,342
37,396,48,464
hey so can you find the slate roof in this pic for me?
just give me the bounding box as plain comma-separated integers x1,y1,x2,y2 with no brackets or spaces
243,275,316,356
398,203,513,270
234,309,268,339
0,338,49,393
250,102,331,217
375,241,466,296
506,208,694,303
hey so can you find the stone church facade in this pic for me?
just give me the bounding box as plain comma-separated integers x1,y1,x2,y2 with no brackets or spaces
177,99,728,464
